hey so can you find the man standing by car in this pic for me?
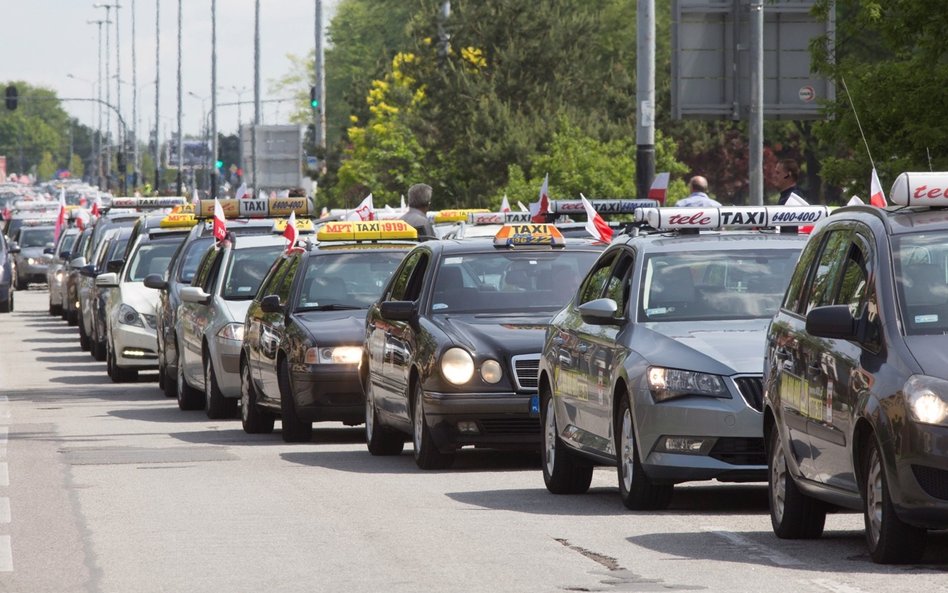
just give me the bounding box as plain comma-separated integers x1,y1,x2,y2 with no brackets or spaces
400,183,436,240
676,175,722,207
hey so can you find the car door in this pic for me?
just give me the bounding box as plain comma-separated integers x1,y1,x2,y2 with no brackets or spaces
258,255,300,400
246,257,289,389
180,248,220,386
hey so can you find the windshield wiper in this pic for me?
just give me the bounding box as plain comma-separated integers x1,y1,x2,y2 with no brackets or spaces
297,304,362,312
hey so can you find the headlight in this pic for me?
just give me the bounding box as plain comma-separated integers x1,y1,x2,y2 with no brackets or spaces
117,303,144,327
304,345,362,365
904,375,948,426
480,359,503,384
647,366,729,402
27,257,36,265
441,348,475,385
216,323,244,342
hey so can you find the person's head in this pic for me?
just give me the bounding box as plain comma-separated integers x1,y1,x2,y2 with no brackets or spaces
407,183,433,212
688,175,709,194
775,159,800,190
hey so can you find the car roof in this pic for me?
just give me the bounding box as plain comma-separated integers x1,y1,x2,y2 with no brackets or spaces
830,205,948,236
229,234,288,249
619,230,808,254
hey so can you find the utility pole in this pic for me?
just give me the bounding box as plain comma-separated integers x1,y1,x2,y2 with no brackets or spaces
131,0,139,189
115,3,124,194
176,0,183,196
314,0,326,169
86,19,108,189
252,0,261,192
635,0,656,201
749,1,764,205
154,0,161,192
437,1,451,62
211,0,219,198
94,3,115,191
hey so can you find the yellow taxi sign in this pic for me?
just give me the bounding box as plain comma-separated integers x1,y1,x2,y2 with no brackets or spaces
494,223,565,247
433,208,490,223
159,212,198,228
317,220,417,242
272,218,315,233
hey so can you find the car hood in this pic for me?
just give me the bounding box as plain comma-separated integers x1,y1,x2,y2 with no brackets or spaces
636,319,770,376
19,246,46,259
120,282,160,315
903,336,948,377
295,309,369,346
434,314,550,356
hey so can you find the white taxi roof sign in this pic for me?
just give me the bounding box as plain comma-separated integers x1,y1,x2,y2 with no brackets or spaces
549,199,660,215
889,172,948,206
467,211,532,225
493,223,565,247
637,206,829,230
316,220,417,242
110,196,186,209
197,197,314,218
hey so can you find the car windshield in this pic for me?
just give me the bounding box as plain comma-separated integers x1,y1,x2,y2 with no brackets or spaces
639,249,800,322
431,250,600,314
297,251,406,311
19,227,55,248
178,237,214,283
125,238,184,282
58,232,80,255
222,245,284,300
893,232,948,335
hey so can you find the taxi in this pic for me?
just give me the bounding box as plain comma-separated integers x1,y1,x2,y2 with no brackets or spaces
9,220,56,289
0,231,13,312
46,226,81,316
240,219,417,441
363,223,604,469
87,227,134,360
61,226,94,327
764,172,948,564
538,206,814,508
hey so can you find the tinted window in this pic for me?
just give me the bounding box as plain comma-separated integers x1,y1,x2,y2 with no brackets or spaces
803,231,850,313
893,231,948,335
223,245,284,300
389,251,422,301
272,256,301,304
578,252,617,305
836,243,868,315
19,227,55,248
782,233,823,313
192,248,221,290
297,251,406,310
125,239,184,282
178,237,215,283
605,252,635,317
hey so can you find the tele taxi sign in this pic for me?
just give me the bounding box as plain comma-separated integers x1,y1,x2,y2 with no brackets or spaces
549,199,660,215
467,211,532,225
198,198,313,218
889,172,948,206
493,223,565,247
316,220,417,242
111,196,186,209
638,206,829,230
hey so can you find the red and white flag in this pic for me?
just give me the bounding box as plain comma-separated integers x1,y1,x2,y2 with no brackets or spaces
580,193,613,244
531,174,550,222
191,186,201,209
90,193,101,218
647,172,670,204
283,210,298,251
212,198,227,242
847,195,865,206
54,186,67,242
234,182,248,200
500,194,511,213
870,168,887,207
347,193,375,221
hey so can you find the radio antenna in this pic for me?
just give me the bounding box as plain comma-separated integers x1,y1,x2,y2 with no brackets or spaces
927,147,934,172
840,77,876,171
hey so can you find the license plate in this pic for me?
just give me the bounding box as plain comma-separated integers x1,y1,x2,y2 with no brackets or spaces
529,394,540,417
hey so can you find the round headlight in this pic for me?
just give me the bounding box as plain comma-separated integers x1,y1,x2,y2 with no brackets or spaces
480,359,503,384
441,348,475,385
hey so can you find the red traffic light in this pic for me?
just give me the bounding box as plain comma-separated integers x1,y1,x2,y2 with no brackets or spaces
5,85,18,111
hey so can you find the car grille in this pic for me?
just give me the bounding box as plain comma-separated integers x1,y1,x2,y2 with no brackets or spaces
734,376,764,412
479,418,542,435
708,437,766,465
912,464,948,501
511,354,540,391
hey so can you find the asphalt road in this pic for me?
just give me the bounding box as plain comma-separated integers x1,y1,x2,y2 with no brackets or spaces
1,289,946,593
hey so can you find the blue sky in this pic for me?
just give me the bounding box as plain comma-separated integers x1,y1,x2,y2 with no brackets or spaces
5,0,340,143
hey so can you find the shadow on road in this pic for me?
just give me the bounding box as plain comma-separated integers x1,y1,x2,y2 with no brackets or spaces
109,406,215,424
280,448,542,475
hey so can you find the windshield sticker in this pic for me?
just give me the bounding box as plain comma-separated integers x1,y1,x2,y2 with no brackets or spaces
432,303,448,310
444,257,463,265
915,314,938,323
646,307,668,316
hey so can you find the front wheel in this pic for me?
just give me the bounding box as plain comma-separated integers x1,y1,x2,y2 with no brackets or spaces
78,312,91,351
768,426,826,538
864,438,926,563
365,377,404,456
241,361,274,434
176,349,204,410
279,359,312,443
540,384,592,494
205,354,237,419
412,381,454,470
616,394,673,510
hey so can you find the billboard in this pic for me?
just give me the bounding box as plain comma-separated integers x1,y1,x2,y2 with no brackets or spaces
240,125,303,190
166,138,211,169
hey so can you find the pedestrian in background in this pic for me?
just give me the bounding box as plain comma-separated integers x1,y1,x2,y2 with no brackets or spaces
676,175,722,207
775,159,805,205
401,183,437,240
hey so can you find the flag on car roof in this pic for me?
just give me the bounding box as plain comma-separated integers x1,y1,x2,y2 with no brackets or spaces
347,193,375,221
54,186,67,242
531,173,550,222
234,182,248,200
500,195,511,213
647,172,670,204
870,168,887,207
283,210,298,251
580,193,613,244
212,198,227,242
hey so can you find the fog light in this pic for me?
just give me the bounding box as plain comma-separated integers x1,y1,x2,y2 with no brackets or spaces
658,436,710,454
457,421,479,434
123,348,147,358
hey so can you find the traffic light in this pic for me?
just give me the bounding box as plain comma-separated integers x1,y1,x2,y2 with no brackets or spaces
309,85,318,109
215,159,224,169
5,85,17,111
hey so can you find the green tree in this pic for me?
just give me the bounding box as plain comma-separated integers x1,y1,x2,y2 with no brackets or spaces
0,82,72,176
69,153,85,179
37,151,56,181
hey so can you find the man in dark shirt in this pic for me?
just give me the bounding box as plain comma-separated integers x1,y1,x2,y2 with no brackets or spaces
400,183,436,240
775,159,805,233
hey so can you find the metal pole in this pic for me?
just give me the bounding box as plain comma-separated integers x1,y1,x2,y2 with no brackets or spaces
252,0,260,192
314,0,325,161
154,0,161,192
635,0,656,201
115,3,124,194
211,0,218,198
176,0,183,196
131,0,139,189
101,5,112,191
749,1,764,205
87,19,106,188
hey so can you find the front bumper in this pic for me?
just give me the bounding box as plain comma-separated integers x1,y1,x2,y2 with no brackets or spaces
18,261,48,284
48,270,64,304
422,390,540,452
112,323,159,369
890,422,948,529
290,363,364,424
212,339,243,398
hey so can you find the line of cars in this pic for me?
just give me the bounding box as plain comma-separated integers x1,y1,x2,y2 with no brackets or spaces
37,186,948,565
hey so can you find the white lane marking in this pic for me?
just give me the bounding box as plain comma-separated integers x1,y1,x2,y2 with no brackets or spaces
808,578,869,593
702,527,803,566
0,498,8,523
0,426,7,457
0,536,10,571
0,463,7,487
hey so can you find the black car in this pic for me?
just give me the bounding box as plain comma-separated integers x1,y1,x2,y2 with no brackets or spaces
241,220,417,442
764,171,948,564
363,224,604,469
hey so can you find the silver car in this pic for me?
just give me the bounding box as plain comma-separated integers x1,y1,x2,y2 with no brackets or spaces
46,227,81,316
538,212,809,509
176,234,286,418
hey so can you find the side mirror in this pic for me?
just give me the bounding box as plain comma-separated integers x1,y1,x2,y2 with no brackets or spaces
95,272,119,288
44,246,55,255
380,300,416,322
106,259,124,274
70,256,87,269
8,244,19,254
180,286,211,305
79,263,97,278
260,294,282,314
805,305,856,340
144,273,168,291
578,298,620,325
59,251,71,261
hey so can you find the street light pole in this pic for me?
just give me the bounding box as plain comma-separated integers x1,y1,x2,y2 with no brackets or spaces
84,20,108,188
131,0,139,189
189,92,208,193
94,3,115,190
154,0,161,192
253,0,261,192
176,0,183,196
211,0,219,198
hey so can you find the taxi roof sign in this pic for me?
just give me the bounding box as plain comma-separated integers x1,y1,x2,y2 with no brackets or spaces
316,220,417,242
467,211,532,225
197,197,314,219
889,172,948,206
111,196,186,209
637,206,829,230
549,199,660,215
273,218,316,234
432,208,490,223
493,223,566,247
159,212,199,228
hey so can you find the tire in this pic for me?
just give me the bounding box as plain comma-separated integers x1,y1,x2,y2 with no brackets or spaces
108,342,138,383
49,300,62,316
241,360,274,434
365,377,404,456
768,426,827,538
863,439,927,563
0,294,10,313
411,381,454,470
176,349,204,410
203,353,237,419
66,307,78,326
161,336,178,398
78,312,91,351
278,358,313,442
616,394,673,510
540,383,593,494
